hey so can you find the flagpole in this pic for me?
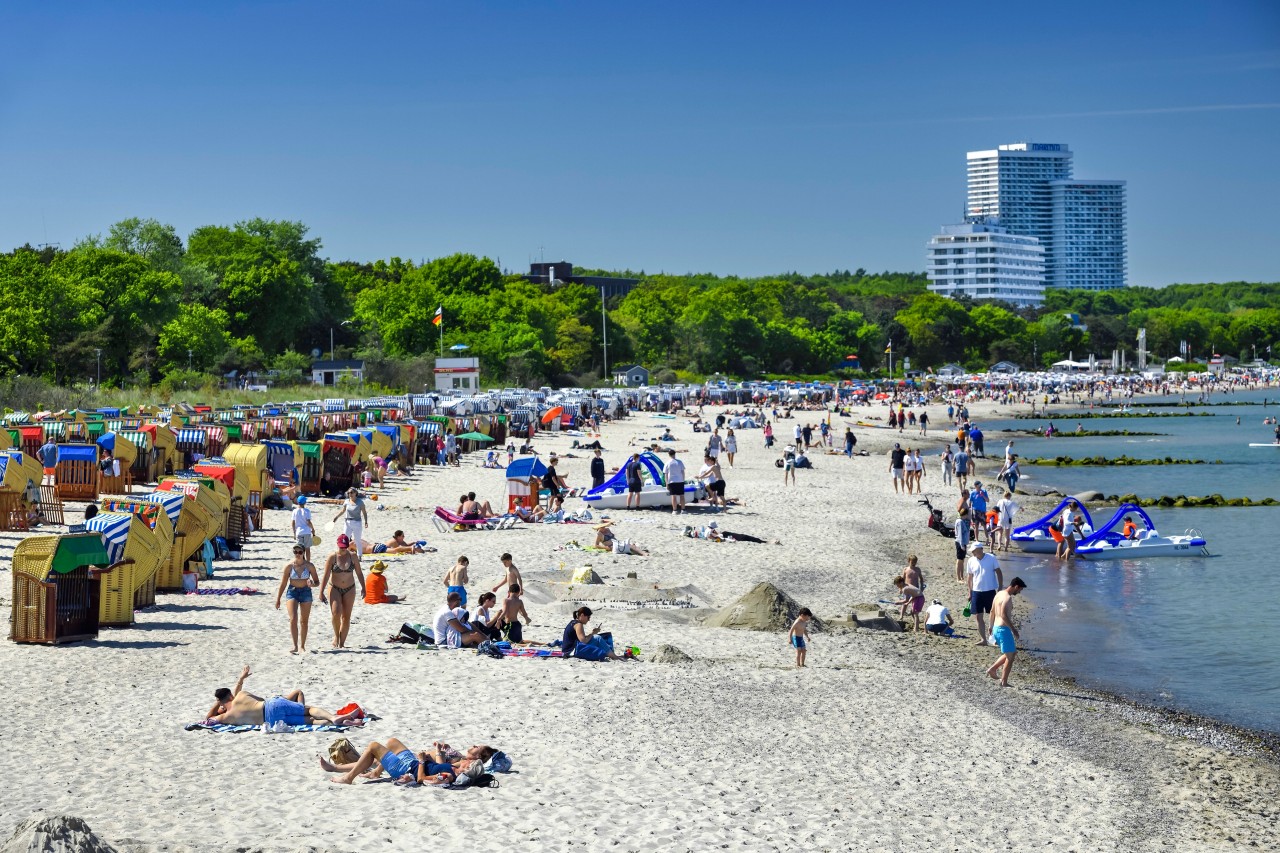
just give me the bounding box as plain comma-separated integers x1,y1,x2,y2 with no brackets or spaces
439,312,443,358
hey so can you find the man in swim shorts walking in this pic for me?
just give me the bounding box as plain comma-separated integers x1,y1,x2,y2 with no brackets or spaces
985,577,1026,687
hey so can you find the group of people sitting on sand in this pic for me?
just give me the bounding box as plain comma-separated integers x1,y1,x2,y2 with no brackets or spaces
421,554,635,661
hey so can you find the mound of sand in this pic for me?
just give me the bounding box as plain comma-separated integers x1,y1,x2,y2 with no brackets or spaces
651,644,693,663
2,816,117,853
704,582,821,632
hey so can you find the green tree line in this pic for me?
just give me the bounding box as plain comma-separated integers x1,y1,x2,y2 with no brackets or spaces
1,217,1277,391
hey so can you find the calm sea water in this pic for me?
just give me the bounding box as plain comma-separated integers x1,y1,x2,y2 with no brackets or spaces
971,390,1280,733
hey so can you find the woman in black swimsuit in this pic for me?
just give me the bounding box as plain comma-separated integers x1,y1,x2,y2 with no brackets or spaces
318,537,366,649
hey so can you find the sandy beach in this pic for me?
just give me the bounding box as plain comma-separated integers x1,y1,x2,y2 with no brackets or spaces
2,400,1276,852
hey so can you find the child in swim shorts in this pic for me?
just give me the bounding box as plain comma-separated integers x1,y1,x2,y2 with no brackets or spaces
789,608,812,668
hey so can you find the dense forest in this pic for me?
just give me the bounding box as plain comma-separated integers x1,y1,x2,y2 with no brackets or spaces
2,217,1277,392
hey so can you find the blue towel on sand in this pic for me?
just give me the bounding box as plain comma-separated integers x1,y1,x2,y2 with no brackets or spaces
184,722,353,733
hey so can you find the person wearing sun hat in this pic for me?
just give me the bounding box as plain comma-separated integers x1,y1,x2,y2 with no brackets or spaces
364,560,403,605
593,519,650,556
592,520,618,550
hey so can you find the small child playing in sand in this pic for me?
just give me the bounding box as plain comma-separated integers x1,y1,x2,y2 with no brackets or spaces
789,608,812,668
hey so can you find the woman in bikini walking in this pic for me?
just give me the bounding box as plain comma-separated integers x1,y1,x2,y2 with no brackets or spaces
318,534,366,649
276,545,320,654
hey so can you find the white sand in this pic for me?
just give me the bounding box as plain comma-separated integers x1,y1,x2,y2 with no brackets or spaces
1,402,1276,852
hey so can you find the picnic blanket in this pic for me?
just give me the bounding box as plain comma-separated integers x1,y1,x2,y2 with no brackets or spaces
500,647,564,658
184,721,354,733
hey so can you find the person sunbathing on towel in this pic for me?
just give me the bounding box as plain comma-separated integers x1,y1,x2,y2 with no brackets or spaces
207,665,362,727
381,527,427,555
321,739,496,785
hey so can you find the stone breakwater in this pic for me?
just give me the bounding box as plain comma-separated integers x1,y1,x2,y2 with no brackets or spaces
1015,411,1218,420
1001,428,1168,437
1110,492,1280,508
1025,455,1220,466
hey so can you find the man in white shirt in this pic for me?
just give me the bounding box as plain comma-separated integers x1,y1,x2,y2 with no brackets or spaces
291,496,315,562
433,591,485,648
995,491,1019,552
964,542,1004,646
663,449,687,515
924,600,953,636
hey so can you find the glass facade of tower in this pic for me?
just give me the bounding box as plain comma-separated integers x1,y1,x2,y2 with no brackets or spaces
1048,180,1127,290
962,142,1125,290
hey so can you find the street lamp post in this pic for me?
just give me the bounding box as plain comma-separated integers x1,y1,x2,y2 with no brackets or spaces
94,348,101,388
330,320,352,362
600,286,608,382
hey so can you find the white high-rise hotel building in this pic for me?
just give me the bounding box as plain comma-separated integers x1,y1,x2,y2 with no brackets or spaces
928,142,1126,304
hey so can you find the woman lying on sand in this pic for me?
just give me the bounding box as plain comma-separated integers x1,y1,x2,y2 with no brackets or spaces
592,521,650,555
321,738,496,785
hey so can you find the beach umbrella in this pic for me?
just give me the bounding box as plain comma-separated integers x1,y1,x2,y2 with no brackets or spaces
541,406,564,424
456,431,494,442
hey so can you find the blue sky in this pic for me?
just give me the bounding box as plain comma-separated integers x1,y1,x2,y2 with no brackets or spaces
1,0,1277,286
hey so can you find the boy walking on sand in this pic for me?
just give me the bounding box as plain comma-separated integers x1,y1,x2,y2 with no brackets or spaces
789,608,812,668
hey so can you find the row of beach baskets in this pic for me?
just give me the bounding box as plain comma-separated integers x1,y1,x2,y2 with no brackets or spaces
8,481,234,645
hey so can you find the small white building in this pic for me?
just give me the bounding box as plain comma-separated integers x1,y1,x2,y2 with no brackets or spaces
926,222,1046,306
311,359,365,387
434,357,480,393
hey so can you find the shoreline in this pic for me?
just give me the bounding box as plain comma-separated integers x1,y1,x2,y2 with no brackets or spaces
987,447,1279,744
850,402,1280,737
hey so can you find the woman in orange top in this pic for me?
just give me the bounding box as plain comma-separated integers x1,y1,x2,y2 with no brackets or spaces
363,561,403,605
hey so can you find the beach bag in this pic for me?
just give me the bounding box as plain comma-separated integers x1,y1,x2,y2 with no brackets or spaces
328,737,360,765
476,639,504,659
485,751,513,774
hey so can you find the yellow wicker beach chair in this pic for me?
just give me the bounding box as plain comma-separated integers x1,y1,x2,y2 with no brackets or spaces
10,534,116,644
